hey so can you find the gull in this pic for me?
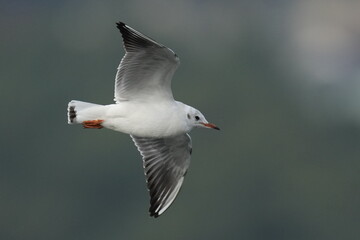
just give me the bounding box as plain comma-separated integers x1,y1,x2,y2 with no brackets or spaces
67,22,219,218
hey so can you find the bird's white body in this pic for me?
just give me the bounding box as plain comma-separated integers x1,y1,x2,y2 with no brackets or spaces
69,100,191,137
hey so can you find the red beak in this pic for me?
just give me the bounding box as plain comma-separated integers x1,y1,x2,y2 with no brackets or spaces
201,122,220,130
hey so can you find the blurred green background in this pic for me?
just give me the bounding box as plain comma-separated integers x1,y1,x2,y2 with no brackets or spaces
1,0,360,239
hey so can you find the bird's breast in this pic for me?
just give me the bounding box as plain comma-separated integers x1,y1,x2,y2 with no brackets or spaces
103,102,187,138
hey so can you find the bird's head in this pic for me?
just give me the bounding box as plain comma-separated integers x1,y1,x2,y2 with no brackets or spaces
185,107,220,131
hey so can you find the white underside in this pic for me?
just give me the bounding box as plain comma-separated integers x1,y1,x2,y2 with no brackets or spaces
68,100,191,138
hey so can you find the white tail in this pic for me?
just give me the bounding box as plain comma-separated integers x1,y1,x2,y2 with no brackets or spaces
67,100,103,124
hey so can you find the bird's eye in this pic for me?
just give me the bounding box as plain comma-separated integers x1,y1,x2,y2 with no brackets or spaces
195,116,200,121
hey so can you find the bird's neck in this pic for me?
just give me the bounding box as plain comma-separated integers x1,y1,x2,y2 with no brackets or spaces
175,101,193,132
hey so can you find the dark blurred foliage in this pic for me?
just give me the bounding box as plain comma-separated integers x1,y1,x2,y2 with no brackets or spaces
1,0,360,239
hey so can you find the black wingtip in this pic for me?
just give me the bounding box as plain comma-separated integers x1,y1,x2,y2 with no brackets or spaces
149,204,160,218
116,21,126,31
149,206,159,218
115,21,157,51
150,212,159,218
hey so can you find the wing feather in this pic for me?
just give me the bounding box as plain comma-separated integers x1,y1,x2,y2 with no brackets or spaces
131,134,192,217
115,22,180,102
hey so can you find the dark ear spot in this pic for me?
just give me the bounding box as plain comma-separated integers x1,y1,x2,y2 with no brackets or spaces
187,114,191,119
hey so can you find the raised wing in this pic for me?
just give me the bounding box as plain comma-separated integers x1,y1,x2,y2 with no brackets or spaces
131,134,192,217
115,22,180,102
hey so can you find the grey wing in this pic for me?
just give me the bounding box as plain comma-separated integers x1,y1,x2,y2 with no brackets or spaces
131,133,192,217
115,22,180,102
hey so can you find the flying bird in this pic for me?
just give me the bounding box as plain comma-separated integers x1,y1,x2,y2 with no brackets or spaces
67,22,219,217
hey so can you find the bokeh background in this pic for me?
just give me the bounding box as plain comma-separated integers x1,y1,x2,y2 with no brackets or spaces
1,0,360,239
